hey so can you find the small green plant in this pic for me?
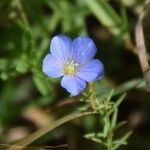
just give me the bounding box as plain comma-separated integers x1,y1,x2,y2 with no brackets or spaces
81,86,132,150
2,0,149,149
8,86,132,150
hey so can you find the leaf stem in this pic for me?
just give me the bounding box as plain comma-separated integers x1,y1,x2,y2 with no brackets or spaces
88,83,98,111
8,111,97,150
15,0,29,29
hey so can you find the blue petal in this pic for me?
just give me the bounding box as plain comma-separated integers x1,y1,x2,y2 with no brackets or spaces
77,59,104,82
50,35,72,63
71,37,97,64
42,54,64,78
61,76,86,96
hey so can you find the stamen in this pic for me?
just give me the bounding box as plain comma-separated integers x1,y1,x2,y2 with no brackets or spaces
64,61,78,75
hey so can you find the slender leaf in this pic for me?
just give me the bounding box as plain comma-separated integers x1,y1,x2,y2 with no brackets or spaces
113,131,132,150
85,0,127,36
108,93,126,115
32,73,50,96
115,121,127,130
106,89,114,102
111,109,118,129
8,111,97,150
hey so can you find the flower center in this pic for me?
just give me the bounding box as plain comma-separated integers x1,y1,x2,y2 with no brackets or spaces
64,61,79,76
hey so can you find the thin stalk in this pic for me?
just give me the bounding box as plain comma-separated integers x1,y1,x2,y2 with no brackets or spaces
107,131,113,150
15,0,29,29
88,83,98,111
104,113,114,150
8,111,97,150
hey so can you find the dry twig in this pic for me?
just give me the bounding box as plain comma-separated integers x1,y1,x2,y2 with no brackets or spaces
135,0,150,91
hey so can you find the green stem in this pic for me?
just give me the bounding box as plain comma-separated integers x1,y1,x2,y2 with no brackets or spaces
15,0,29,29
103,114,114,150
88,83,98,111
105,118,112,150
107,133,113,150
8,111,97,150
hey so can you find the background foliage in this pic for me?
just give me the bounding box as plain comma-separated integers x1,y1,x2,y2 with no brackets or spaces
0,0,150,149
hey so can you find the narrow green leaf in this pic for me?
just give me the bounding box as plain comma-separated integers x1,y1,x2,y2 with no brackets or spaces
78,104,89,111
115,121,127,130
32,74,50,96
44,0,60,12
85,0,126,36
108,93,126,115
90,137,103,144
8,111,97,150
115,78,145,95
115,93,126,107
99,78,145,99
111,109,118,129
84,133,96,138
48,13,60,32
113,131,132,150
113,140,126,145
106,89,114,102
103,117,110,137
121,131,132,141
120,2,128,28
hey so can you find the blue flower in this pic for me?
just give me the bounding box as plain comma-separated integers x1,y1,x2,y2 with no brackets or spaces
42,35,104,96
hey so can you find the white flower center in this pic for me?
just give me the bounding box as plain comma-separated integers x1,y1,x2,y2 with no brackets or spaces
64,61,79,76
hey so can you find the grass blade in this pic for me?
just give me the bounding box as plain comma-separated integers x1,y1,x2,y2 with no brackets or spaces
8,111,97,150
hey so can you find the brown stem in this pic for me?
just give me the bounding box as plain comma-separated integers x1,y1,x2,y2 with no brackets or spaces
135,0,150,91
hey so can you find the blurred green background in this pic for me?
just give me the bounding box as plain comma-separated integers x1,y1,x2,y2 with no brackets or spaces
0,0,150,149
